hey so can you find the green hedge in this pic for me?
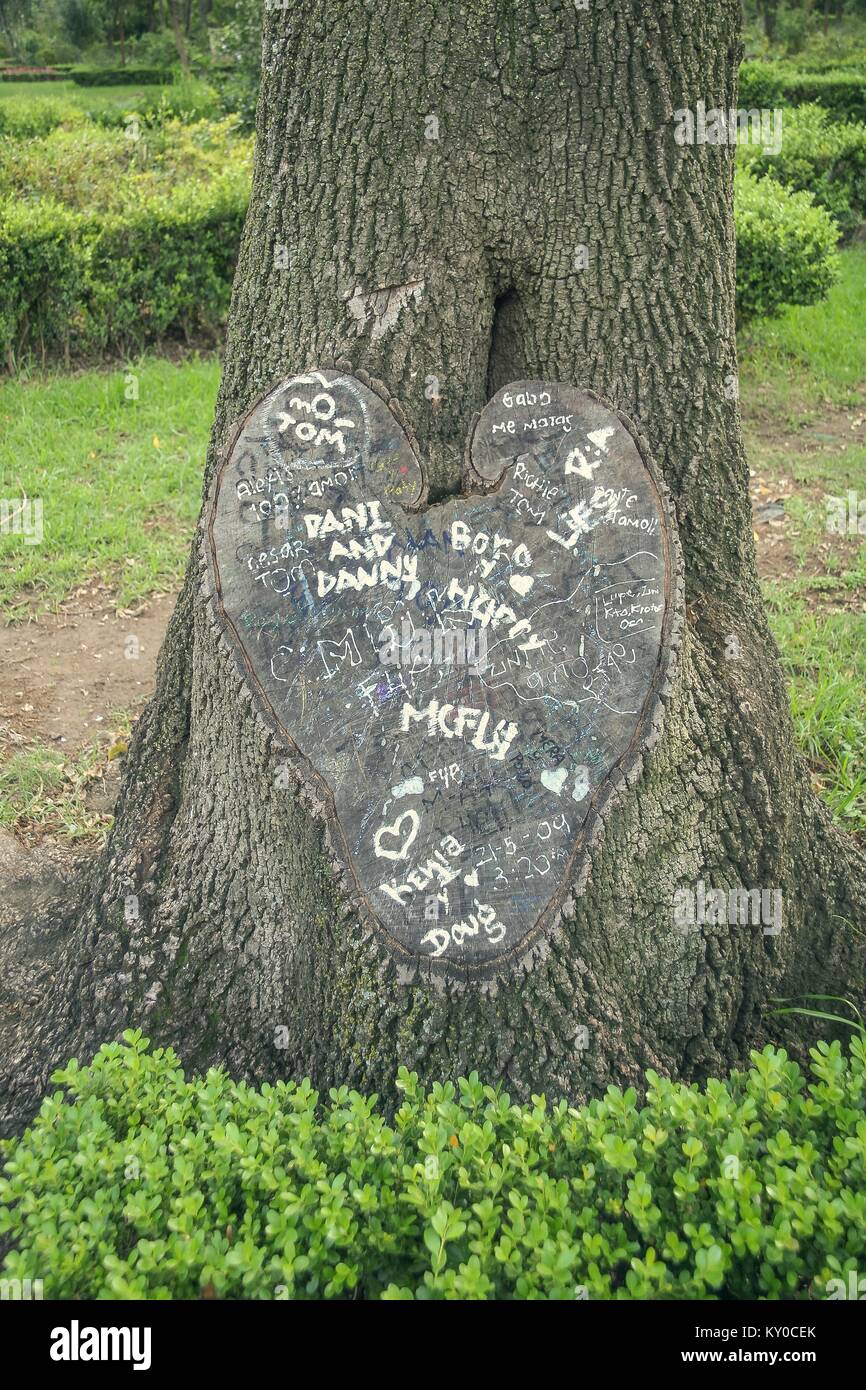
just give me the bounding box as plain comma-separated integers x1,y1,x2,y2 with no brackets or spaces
734,167,840,320
0,165,835,365
739,59,866,123
739,59,788,108
1,1032,864,1300
738,104,866,239
782,70,866,124
0,175,246,363
0,69,66,83
71,66,173,87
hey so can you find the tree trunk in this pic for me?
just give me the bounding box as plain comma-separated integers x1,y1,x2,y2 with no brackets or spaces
2,0,864,1136
167,0,190,71
0,1,18,59
761,0,779,42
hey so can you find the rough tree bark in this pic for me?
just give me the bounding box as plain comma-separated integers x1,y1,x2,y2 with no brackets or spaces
2,0,864,1135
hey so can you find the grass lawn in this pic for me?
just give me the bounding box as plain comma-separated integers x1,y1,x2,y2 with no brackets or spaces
740,242,866,406
0,76,217,120
740,241,866,838
767,597,866,829
0,354,220,615
0,728,129,840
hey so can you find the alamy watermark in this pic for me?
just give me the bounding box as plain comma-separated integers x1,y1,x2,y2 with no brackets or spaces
1,1277,43,1300
824,1270,866,1300
378,617,488,674
50,1321,151,1370
674,101,782,156
0,496,43,545
826,491,866,536
674,881,783,936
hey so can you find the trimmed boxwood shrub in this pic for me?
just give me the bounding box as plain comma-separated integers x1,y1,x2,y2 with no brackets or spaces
0,161,834,366
739,60,866,123
734,167,840,320
0,112,247,363
1,1031,864,1300
739,59,787,108
84,178,246,351
0,173,247,363
782,69,866,124
71,66,173,87
0,197,84,369
738,104,866,239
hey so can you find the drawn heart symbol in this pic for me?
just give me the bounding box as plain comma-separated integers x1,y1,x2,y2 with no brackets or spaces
374,810,421,862
206,369,681,981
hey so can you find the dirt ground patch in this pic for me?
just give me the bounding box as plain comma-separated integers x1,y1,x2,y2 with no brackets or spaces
1,589,176,838
744,394,866,614
1,589,176,756
749,471,866,609
744,395,866,457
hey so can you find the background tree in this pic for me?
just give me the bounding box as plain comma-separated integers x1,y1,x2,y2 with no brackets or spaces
163,0,188,70
57,0,103,52
760,0,781,42
0,0,34,58
2,0,864,1135
207,0,261,127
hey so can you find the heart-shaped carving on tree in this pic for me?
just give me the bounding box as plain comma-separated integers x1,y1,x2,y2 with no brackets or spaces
205,369,682,981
